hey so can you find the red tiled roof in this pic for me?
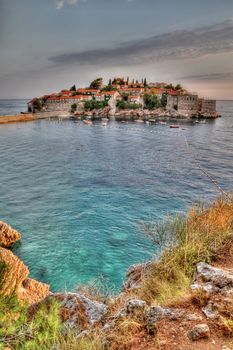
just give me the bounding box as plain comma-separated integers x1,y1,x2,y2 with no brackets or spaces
120,88,143,91
103,91,118,95
76,89,98,93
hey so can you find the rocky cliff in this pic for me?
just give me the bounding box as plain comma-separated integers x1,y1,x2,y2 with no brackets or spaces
0,221,21,247
0,221,50,305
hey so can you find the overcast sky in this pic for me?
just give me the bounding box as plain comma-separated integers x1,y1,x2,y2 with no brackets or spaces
1,0,233,99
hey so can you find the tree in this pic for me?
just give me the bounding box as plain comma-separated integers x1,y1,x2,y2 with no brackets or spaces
160,93,168,108
120,92,129,101
108,79,112,86
32,98,42,112
89,78,103,89
70,85,76,92
143,94,161,110
71,103,77,113
144,78,147,87
175,84,182,90
116,100,141,110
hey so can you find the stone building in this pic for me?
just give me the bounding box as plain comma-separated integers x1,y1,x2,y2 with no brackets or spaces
166,95,178,111
200,99,216,114
177,95,199,116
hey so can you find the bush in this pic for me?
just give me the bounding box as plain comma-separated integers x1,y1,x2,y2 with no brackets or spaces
32,98,42,112
71,103,77,113
84,100,108,111
143,94,161,110
116,101,141,110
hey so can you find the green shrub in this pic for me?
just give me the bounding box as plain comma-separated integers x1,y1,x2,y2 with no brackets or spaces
84,100,108,111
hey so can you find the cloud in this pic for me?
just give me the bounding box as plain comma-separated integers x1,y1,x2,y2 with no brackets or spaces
49,19,233,65
181,72,233,81
55,0,79,10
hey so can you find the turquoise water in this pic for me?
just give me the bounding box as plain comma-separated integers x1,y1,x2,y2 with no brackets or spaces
0,100,232,291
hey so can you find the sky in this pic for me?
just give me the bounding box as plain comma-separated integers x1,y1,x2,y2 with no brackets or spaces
0,0,233,99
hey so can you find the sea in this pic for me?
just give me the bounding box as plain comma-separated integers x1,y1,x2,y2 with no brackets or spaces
0,99,232,291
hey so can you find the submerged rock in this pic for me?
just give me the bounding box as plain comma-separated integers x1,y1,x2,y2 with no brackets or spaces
0,247,50,304
0,221,21,247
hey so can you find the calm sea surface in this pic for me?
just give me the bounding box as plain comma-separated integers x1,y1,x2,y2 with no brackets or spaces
0,100,232,291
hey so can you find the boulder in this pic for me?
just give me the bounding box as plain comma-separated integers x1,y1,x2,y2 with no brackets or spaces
0,221,21,247
0,247,49,304
202,303,219,320
123,262,152,290
51,292,108,329
145,306,186,335
192,262,233,295
125,298,147,316
187,323,210,341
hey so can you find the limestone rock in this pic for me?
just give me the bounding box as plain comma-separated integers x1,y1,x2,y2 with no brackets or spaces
123,262,152,290
0,247,49,304
51,292,107,329
145,306,186,335
0,221,21,247
145,306,185,324
202,303,219,319
125,298,147,315
186,314,202,321
187,323,210,341
192,262,233,295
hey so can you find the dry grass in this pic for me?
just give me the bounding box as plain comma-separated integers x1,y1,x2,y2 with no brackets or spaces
135,196,233,305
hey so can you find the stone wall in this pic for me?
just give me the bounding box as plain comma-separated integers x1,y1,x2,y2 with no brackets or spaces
201,99,216,113
166,95,178,111
43,100,74,113
177,95,199,116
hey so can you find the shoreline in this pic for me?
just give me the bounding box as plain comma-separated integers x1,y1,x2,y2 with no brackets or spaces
0,109,221,125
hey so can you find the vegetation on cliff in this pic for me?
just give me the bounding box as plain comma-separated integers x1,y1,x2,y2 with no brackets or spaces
0,195,232,349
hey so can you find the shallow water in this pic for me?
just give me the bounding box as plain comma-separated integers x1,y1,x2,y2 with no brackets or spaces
0,100,232,291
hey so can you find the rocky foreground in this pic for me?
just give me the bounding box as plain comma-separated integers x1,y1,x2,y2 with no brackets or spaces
0,201,233,350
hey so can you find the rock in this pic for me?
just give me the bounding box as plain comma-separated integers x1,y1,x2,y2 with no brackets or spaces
145,306,165,325
145,306,185,324
192,262,233,295
0,221,21,247
191,282,217,293
164,308,186,320
51,292,107,329
187,323,210,341
0,247,49,304
125,298,147,315
202,303,219,319
186,314,202,321
145,306,185,335
123,262,152,290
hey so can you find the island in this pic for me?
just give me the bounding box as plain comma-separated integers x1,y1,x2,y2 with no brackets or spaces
27,77,220,121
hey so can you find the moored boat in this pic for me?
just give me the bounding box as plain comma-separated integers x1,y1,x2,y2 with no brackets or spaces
170,124,180,129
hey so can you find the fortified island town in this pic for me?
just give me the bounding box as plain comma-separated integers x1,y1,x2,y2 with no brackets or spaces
27,77,220,122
